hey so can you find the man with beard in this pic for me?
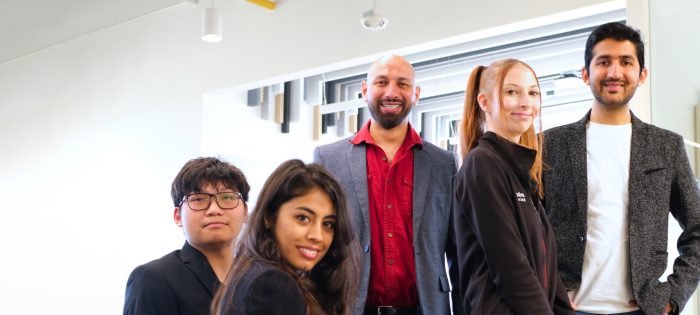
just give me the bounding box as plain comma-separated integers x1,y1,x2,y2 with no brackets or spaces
543,22,700,315
314,55,464,315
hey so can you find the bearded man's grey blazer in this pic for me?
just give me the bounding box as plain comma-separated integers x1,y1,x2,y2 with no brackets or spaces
314,139,464,315
543,110,700,315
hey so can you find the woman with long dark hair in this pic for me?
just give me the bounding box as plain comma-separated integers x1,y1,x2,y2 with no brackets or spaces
211,159,358,315
453,59,573,314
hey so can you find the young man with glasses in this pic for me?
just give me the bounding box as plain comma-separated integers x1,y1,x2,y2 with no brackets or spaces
124,157,250,315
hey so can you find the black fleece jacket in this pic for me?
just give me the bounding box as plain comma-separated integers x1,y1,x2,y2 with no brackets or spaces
453,132,573,315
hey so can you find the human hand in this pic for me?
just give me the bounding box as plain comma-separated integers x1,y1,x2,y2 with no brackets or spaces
663,302,673,314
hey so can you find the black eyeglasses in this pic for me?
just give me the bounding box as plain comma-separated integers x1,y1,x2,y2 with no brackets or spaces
179,192,243,211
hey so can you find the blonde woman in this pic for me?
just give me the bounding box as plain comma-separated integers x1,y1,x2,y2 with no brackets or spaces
453,59,573,314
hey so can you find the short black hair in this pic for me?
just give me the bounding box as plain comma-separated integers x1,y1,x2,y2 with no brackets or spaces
170,157,250,207
584,22,645,74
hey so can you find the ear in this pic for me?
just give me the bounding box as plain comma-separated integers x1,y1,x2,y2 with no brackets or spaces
361,80,368,99
413,85,421,104
243,204,249,223
263,214,271,229
637,67,648,86
581,66,590,86
477,93,490,113
174,207,183,227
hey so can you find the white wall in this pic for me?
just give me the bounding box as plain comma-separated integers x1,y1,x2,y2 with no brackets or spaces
649,0,700,162
0,0,621,314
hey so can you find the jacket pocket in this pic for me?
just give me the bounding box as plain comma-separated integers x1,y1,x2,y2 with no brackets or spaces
644,167,667,175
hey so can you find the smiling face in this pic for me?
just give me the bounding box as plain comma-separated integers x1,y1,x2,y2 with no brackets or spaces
269,187,336,272
480,64,541,143
362,55,421,130
174,182,247,251
583,38,647,111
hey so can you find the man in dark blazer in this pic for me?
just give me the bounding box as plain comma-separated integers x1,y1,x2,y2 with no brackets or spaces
543,22,700,315
124,157,250,315
314,55,463,315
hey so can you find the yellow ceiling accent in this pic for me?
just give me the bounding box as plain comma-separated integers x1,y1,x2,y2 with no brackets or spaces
246,0,276,10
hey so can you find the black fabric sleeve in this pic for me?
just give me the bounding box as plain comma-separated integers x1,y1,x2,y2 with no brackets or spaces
123,265,179,315
447,155,467,315
552,274,574,315
448,204,469,315
243,269,306,315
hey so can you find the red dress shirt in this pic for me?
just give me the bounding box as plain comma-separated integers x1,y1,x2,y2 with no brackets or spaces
351,121,423,307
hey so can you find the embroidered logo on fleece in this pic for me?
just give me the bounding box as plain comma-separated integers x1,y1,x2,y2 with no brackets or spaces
516,192,526,202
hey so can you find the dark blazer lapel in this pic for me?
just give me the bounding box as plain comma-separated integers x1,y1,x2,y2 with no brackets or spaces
570,112,590,218
348,142,371,232
181,242,218,297
627,113,650,243
412,146,431,234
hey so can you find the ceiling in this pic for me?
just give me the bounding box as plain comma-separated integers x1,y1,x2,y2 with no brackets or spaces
0,0,186,64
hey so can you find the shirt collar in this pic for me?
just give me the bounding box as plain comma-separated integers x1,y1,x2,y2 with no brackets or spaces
351,120,424,149
479,131,536,186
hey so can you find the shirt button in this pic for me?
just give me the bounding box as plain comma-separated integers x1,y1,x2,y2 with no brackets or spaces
579,235,586,242
387,204,392,209
387,233,393,238
382,156,387,161
388,259,394,265
364,245,370,252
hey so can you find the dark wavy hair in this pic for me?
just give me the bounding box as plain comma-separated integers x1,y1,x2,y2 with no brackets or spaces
212,159,359,315
584,22,645,74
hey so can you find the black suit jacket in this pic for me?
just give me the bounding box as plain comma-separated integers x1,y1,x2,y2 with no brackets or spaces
221,262,305,315
124,242,220,315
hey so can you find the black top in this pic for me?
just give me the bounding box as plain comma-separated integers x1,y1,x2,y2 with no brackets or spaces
124,241,221,315
453,132,573,315
222,262,306,315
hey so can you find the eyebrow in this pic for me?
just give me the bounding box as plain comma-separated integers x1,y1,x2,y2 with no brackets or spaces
373,75,412,83
192,189,236,194
502,83,540,88
296,207,337,220
595,54,635,60
296,207,316,216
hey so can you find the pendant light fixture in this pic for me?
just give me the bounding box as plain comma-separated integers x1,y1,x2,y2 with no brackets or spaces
202,0,222,42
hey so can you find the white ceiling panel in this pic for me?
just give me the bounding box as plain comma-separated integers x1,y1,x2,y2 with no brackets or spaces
0,0,185,64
